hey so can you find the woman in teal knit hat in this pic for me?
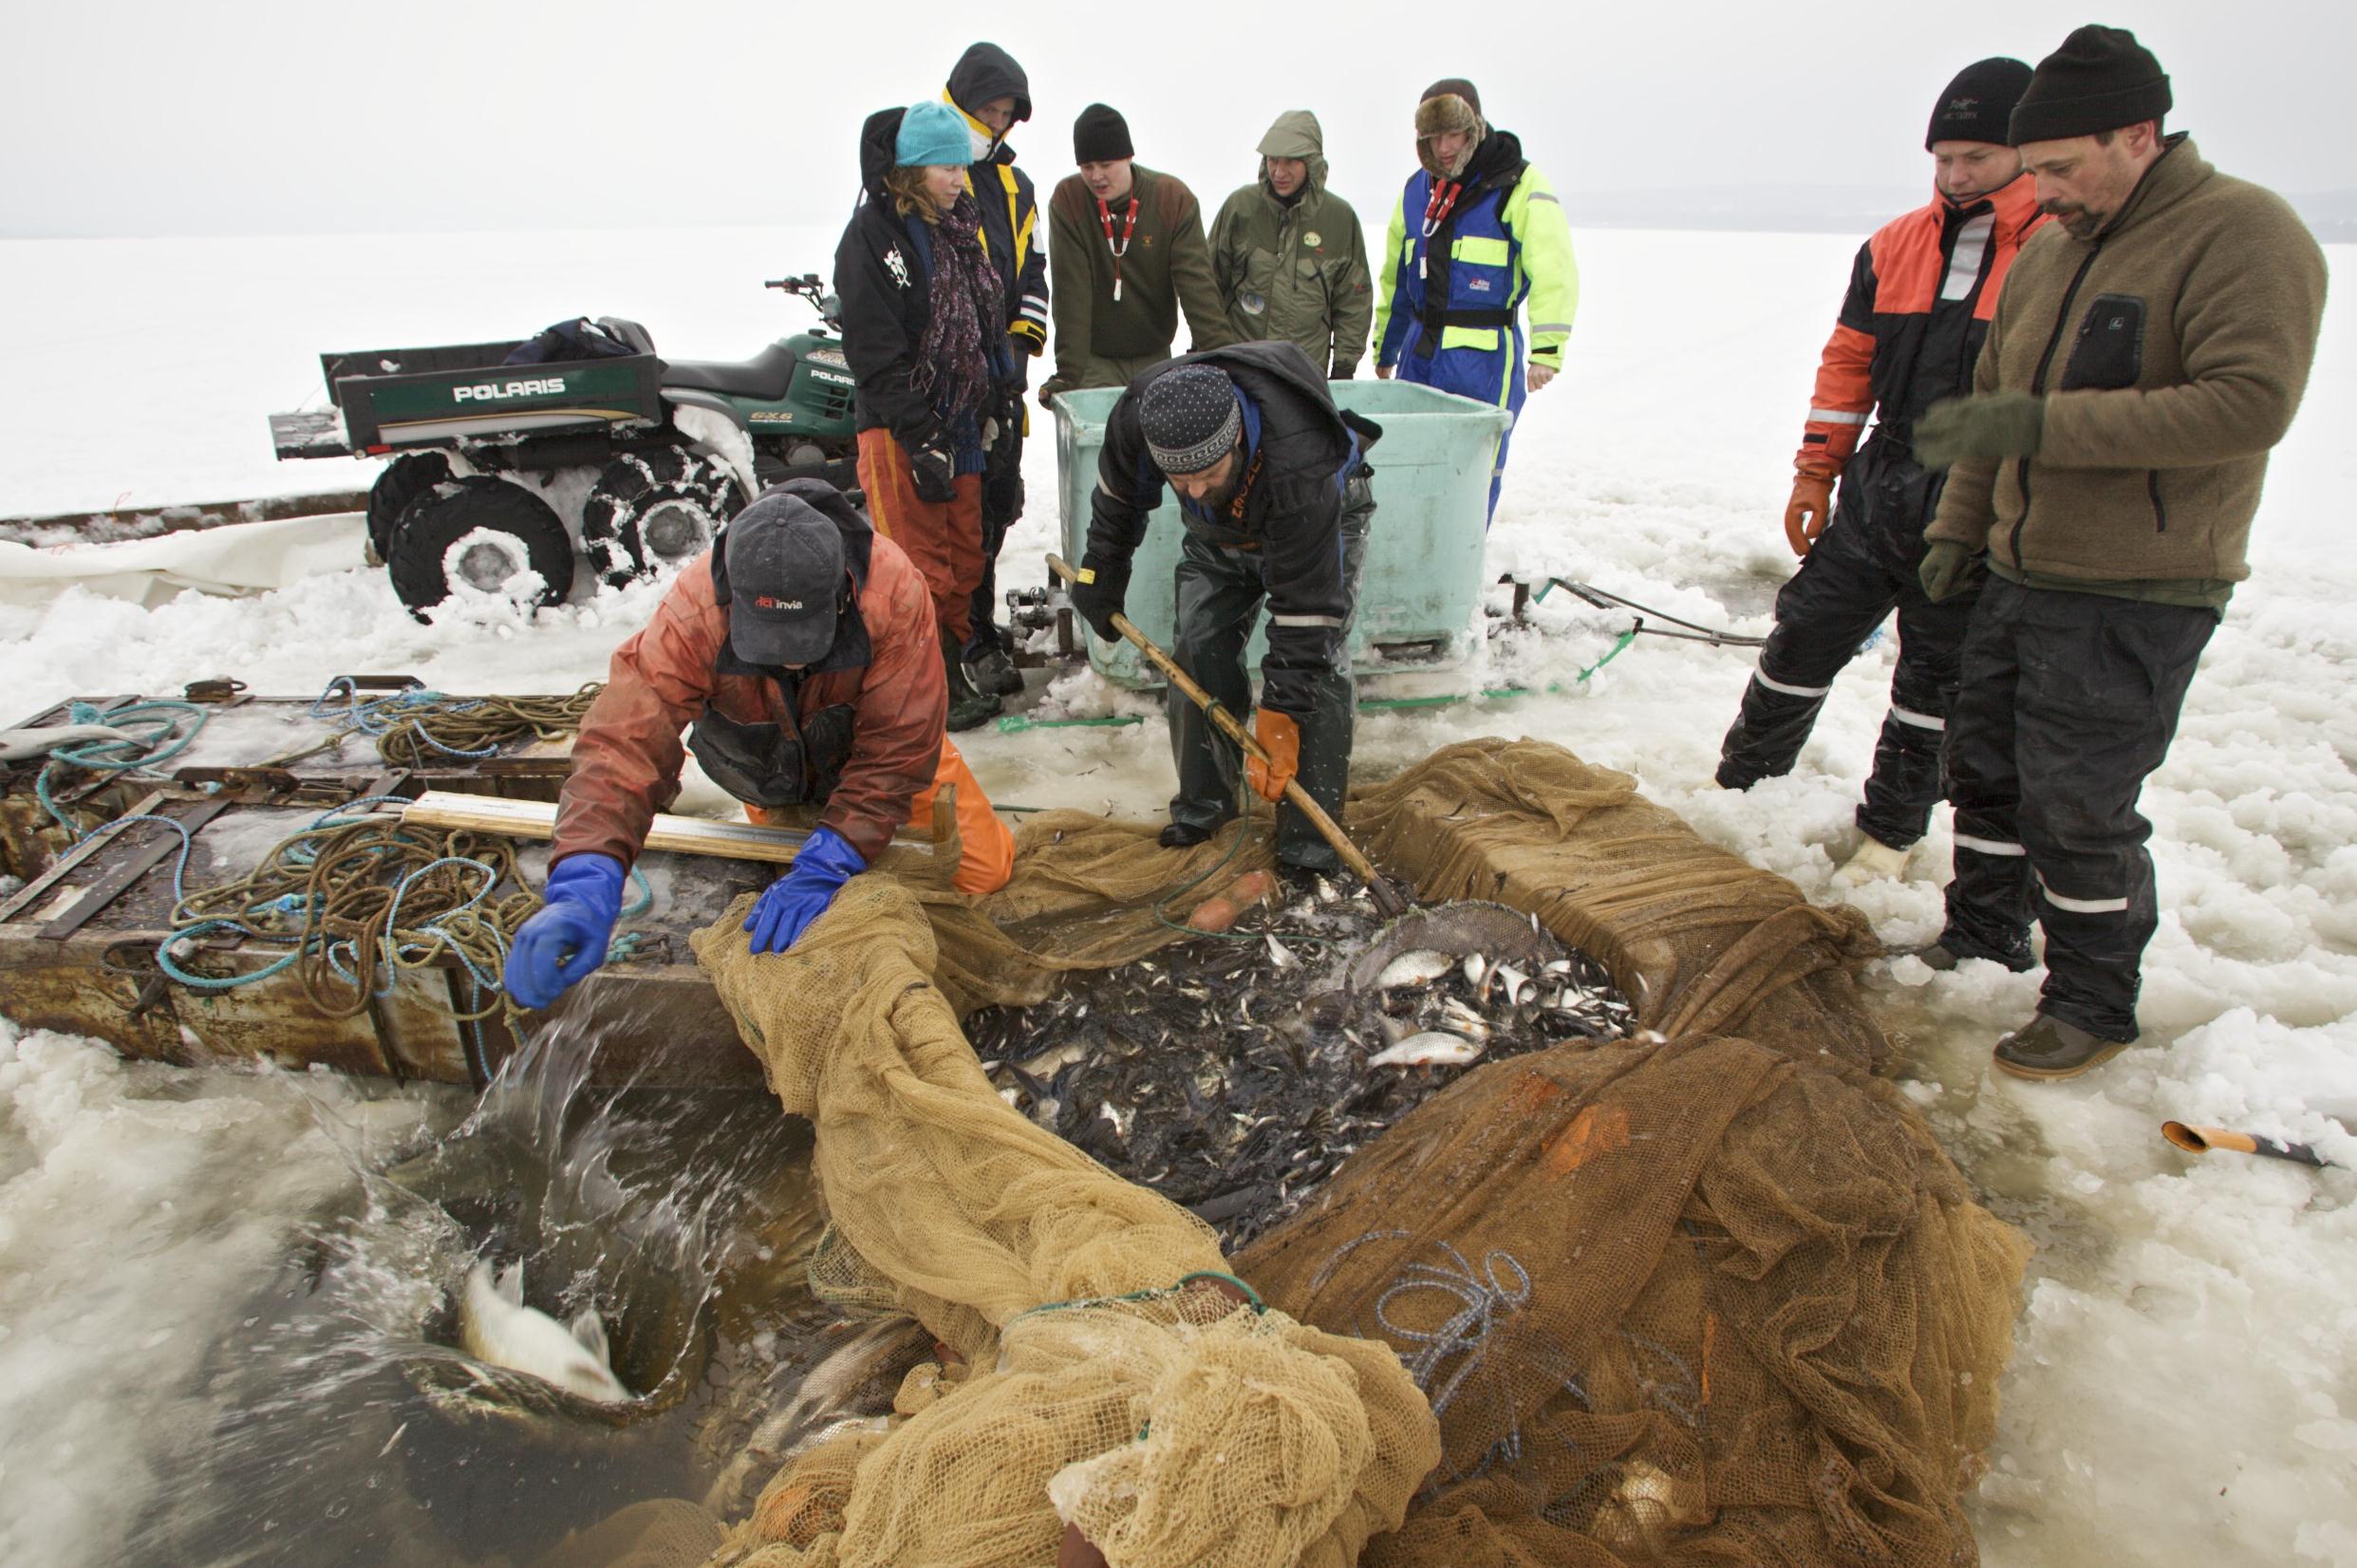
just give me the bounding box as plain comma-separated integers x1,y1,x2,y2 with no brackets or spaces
834,100,1016,729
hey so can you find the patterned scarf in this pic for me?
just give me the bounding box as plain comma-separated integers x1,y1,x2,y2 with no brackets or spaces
910,191,1001,420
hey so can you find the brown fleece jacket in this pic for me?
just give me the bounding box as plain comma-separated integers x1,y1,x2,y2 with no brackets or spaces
1046,164,1238,388
1927,137,2329,598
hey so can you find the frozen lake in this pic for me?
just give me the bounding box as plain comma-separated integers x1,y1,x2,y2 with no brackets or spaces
3,220,2353,1566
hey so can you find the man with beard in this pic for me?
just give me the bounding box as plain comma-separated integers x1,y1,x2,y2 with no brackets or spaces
1067,344,1377,880
1715,58,2044,889
1372,78,1576,522
1909,25,2329,1078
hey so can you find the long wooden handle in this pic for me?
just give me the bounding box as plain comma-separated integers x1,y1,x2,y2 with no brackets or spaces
1048,553,1384,889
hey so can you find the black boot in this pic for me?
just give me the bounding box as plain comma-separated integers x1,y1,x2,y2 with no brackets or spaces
964,635,1025,697
943,638,1001,732
1158,821,1214,849
1992,1015,2133,1080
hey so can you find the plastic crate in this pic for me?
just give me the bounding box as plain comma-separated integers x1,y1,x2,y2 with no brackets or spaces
1051,379,1513,689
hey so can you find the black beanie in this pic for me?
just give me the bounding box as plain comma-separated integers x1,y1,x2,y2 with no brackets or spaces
1074,103,1133,165
1925,57,2034,150
2010,25,2171,144
1420,77,1481,117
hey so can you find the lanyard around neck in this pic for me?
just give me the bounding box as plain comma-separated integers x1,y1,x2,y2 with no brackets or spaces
1097,195,1140,301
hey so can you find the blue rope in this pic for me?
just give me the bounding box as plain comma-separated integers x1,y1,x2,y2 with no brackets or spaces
152,796,519,999
310,678,499,757
35,699,209,837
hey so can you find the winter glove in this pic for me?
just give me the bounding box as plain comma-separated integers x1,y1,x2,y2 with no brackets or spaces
1069,552,1132,643
743,825,866,955
1917,539,1983,604
1038,376,1072,411
1915,392,2045,469
1245,708,1301,804
907,440,956,504
1329,361,1357,382
1784,472,1836,556
505,852,627,1010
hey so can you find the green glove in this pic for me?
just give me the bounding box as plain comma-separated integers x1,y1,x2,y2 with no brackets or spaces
1916,392,2045,469
1918,539,1982,603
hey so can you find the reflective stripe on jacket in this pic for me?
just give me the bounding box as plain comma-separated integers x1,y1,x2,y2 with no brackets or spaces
1374,130,1577,377
1798,174,2046,476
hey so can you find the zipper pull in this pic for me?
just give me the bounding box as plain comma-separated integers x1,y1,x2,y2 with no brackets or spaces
1113,275,1123,303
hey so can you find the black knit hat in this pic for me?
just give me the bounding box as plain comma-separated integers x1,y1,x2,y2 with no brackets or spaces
2010,25,2171,144
1420,77,1481,116
1926,57,2034,150
1073,103,1133,165
1139,366,1242,476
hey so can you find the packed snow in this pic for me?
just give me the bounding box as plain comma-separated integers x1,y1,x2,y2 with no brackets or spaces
2,222,2352,1566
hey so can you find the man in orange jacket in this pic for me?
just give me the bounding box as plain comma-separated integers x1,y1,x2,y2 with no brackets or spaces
1715,58,2046,887
503,479,1014,1008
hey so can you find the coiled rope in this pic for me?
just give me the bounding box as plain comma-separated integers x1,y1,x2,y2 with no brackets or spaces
310,677,602,767
33,699,210,836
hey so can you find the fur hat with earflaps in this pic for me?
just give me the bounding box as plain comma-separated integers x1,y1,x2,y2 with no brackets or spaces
1414,79,1485,178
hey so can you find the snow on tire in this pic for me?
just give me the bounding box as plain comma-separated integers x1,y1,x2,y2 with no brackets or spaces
385,476,575,621
581,448,749,589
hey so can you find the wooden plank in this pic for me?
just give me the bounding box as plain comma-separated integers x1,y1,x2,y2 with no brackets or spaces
42,794,234,940
0,789,168,925
400,791,936,865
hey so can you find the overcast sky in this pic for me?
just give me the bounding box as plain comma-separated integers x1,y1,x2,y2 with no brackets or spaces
5,0,2348,239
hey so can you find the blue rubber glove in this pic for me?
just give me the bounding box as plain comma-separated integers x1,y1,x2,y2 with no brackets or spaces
505,852,627,1009
744,826,866,954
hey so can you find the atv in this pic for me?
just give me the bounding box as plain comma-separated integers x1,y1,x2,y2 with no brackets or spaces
269,276,859,618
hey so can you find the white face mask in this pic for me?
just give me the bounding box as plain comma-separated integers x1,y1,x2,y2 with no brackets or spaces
968,123,994,160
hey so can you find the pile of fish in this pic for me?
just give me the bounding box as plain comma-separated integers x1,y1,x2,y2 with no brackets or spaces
967,883,1637,1248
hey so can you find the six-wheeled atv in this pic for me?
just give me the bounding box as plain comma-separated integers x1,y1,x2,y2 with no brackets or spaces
269,276,859,618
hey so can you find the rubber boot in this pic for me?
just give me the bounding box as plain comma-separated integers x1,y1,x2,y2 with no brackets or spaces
965,635,1025,697
1831,834,1912,890
943,639,1002,733
1992,1014,2132,1080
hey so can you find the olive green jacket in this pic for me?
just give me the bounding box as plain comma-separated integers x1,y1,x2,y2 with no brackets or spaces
1927,137,2329,605
1044,164,1236,393
1208,111,1375,377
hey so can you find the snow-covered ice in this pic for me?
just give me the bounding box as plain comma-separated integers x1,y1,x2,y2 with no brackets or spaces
2,223,2352,1566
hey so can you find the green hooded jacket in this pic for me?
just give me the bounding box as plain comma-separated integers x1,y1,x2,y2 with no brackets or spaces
1208,111,1374,378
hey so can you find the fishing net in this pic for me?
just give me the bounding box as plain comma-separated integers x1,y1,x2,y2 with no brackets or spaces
1345,738,1891,1071
678,737,2022,1568
687,876,1441,1568
1233,1036,2028,1567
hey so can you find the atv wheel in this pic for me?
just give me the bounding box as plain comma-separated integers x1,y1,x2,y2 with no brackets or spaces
365,451,452,566
581,448,748,588
386,476,575,620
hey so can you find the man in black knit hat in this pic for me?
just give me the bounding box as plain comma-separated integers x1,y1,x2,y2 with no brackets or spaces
1715,56,2045,890
1068,343,1376,877
1907,24,2329,1079
1041,104,1236,402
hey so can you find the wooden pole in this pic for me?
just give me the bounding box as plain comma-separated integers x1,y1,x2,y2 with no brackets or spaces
1047,553,1403,913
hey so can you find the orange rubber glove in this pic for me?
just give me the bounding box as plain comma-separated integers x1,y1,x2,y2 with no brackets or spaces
1784,472,1835,556
1244,708,1300,804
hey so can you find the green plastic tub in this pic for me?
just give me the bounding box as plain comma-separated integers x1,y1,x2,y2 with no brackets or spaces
1050,379,1514,690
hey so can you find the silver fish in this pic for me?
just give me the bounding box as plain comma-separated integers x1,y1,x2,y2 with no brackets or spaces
1438,999,1492,1043
1265,934,1299,970
1369,1032,1485,1068
1375,949,1455,990
458,1260,631,1405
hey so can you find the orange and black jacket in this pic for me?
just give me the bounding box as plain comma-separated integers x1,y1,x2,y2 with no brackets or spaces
552,485,947,871
1797,173,2047,477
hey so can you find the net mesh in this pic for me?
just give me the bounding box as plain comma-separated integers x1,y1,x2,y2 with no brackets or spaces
687,868,1439,1568
667,738,2023,1568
